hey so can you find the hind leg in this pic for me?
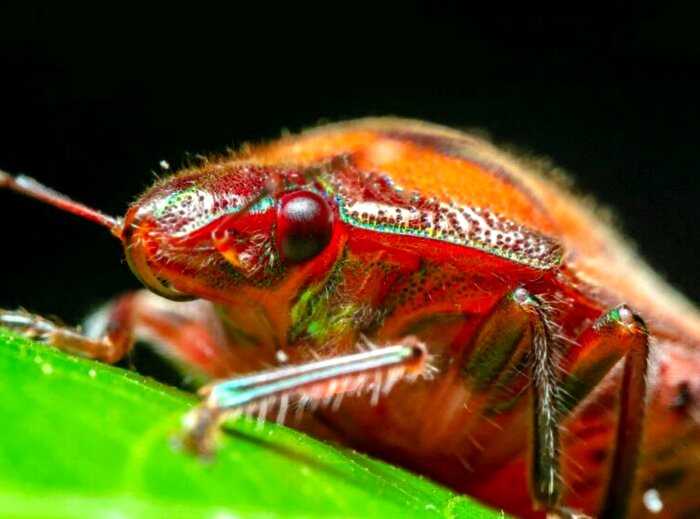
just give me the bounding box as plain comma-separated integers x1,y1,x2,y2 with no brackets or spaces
559,306,649,519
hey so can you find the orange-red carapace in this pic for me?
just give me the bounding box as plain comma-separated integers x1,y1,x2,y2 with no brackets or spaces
2,118,699,518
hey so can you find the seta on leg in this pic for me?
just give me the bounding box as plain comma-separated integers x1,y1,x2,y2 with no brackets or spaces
458,287,565,513
180,336,431,457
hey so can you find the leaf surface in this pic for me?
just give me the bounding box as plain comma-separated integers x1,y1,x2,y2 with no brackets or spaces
0,330,504,518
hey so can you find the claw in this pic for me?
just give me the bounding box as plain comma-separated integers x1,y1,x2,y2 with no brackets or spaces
179,406,224,459
546,507,592,519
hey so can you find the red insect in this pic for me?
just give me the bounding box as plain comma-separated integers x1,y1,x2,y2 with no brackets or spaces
1,118,699,518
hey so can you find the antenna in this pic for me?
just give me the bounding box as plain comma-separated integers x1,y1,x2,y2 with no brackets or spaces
0,169,123,238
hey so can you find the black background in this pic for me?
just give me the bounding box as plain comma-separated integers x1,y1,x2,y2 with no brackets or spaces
1,5,699,326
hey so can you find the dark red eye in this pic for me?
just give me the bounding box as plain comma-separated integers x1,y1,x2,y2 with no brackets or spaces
276,190,333,263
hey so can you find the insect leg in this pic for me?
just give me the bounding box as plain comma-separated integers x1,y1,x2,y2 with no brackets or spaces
559,306,649,519
180,336,430,456
0,296,134,363
87,291,249,378
458,288,539,417
459,288,570,515
0,290,244,376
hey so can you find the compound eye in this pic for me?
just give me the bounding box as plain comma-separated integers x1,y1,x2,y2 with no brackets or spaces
276,190,333,263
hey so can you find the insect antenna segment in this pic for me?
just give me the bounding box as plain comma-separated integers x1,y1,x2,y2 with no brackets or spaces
0,169,123,237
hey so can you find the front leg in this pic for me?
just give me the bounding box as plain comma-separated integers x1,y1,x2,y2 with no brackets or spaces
0,290,249,378
0,296,135,363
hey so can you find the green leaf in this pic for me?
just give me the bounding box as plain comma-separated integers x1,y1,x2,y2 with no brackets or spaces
0,329,505,519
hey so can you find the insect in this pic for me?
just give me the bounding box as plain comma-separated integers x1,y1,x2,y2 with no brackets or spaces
1,118,699,518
